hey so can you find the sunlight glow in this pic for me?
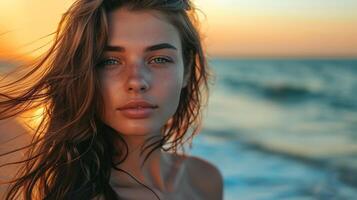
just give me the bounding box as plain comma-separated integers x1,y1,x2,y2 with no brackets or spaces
17,106,46,135
0,0,356,57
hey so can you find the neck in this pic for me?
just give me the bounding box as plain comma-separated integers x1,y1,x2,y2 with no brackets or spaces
110,134,169,192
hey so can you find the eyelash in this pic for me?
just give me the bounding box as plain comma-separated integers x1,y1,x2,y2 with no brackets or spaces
99,56,173,67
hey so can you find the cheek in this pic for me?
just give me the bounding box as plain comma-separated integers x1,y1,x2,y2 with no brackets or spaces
99,78,118,121
158,67,183,93
154,70,184,115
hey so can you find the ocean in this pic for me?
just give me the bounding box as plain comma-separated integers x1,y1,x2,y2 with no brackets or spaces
188,58,357,200
1,58,357,199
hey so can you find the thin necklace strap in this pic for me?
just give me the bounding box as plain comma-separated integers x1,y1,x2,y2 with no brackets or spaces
112,165,161,200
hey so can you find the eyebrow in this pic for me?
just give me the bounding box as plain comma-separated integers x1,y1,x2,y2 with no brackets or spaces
104,43,178,52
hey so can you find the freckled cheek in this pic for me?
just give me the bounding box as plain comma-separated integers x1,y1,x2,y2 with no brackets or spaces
153,73,183,114
99,78,120,119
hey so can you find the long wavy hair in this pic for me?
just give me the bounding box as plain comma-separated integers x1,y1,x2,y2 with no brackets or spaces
0,0,212,199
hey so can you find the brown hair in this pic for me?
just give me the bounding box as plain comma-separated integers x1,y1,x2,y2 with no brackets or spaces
0,0,212,199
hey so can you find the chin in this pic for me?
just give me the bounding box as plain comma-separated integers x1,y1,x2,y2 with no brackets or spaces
113,123,161,137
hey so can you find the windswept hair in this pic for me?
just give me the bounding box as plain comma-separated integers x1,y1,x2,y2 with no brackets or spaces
0,0,212,199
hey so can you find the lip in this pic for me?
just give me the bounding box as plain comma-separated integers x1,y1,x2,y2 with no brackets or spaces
118,100,158,110
117,100,158,119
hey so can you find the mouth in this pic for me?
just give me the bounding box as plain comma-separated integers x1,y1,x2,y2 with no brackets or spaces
118,107,157,119
118,100,158,110
117,100,158,119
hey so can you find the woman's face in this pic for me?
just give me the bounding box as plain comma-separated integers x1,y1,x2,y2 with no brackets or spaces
98,8,187,137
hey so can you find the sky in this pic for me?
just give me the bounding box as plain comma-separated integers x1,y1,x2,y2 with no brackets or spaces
0,0,356,58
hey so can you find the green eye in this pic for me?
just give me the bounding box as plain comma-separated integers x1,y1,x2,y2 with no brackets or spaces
98,58,122,67
149,57,173,64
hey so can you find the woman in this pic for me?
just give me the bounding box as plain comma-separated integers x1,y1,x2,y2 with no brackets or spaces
0,0,223,199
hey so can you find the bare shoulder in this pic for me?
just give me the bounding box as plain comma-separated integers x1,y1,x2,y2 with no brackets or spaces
184,155,224,199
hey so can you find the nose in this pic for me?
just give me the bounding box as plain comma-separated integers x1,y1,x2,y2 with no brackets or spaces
126,63,150,93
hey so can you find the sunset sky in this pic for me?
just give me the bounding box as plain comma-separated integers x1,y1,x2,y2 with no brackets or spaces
0,0,357,58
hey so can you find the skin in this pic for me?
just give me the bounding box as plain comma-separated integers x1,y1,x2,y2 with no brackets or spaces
98,7,223,199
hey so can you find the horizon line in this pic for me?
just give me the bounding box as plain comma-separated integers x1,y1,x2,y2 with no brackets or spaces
1,54,357,63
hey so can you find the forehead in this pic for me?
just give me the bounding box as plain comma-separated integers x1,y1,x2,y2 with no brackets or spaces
106,8,181,50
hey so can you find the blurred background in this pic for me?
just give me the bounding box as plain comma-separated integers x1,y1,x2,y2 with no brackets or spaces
1,0,357,199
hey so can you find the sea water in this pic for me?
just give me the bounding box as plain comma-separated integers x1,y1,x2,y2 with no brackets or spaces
1,58,357,199
189,59,357,200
